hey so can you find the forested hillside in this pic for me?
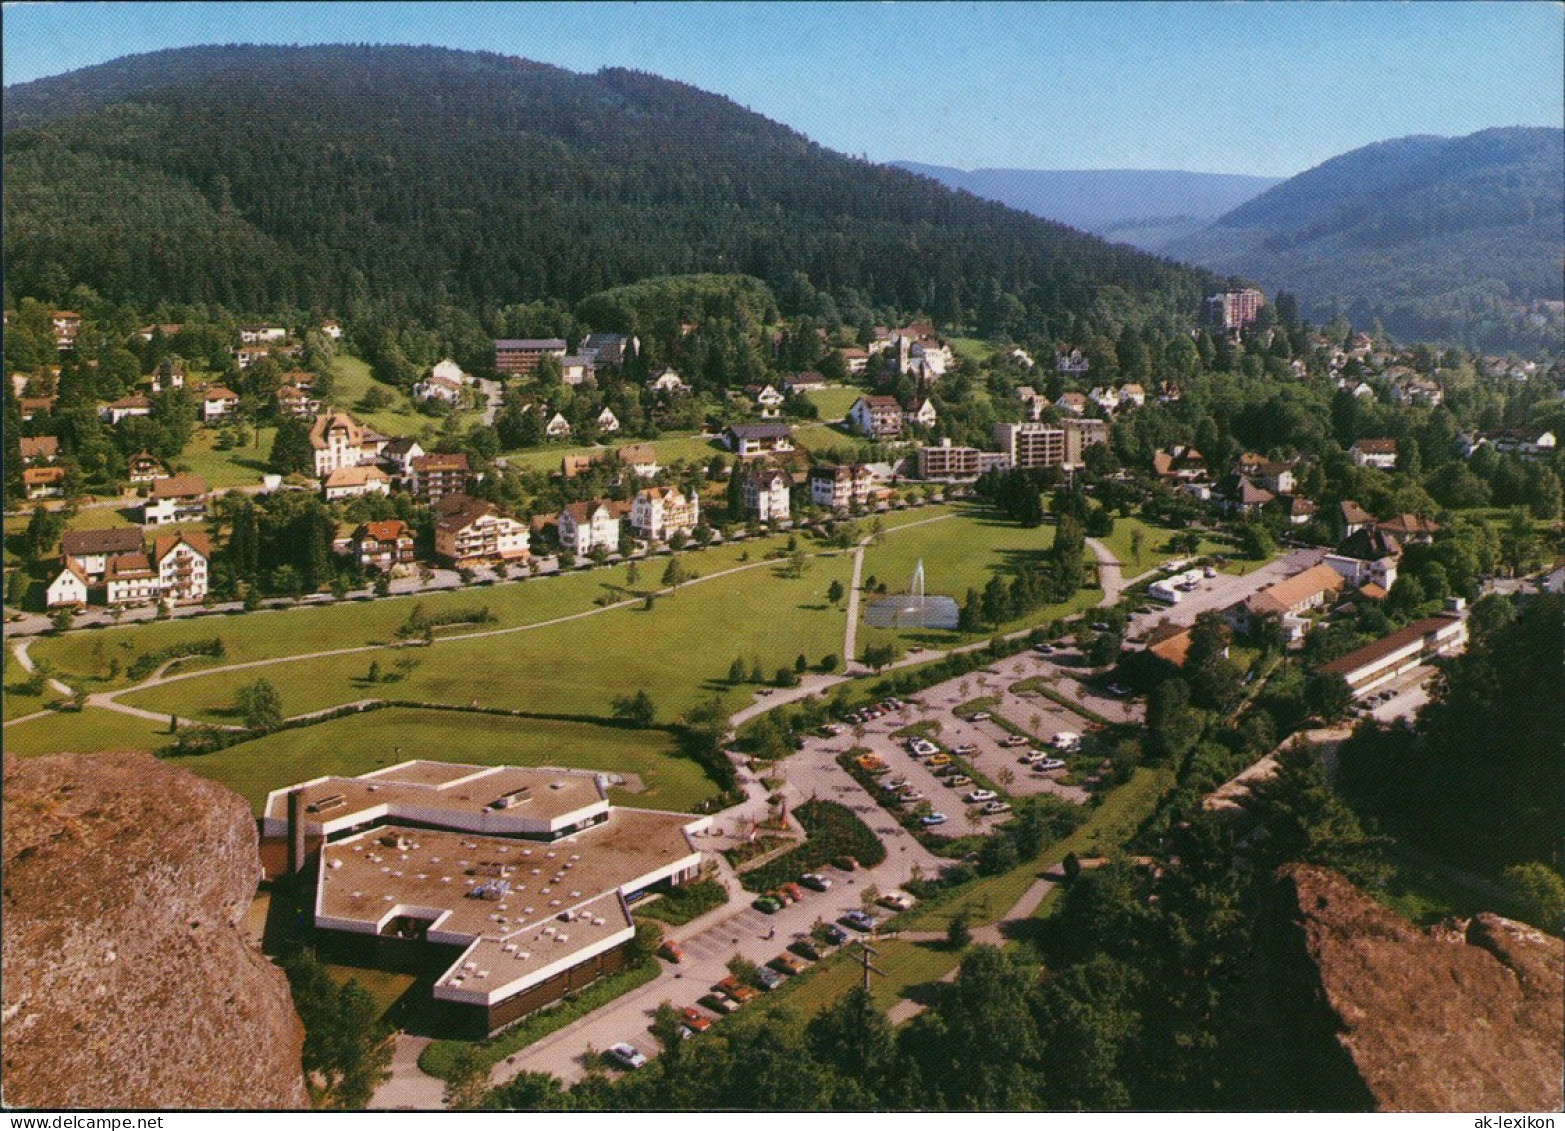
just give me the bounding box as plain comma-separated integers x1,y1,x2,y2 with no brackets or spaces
3,45,1217,333
1169,127,1565,351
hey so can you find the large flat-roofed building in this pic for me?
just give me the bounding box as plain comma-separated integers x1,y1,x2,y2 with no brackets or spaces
1207,287,1265,332
261,761,708,1037
494,338,567,378
1321,611,1468,696
993,418,1108,471
917,439,1011,481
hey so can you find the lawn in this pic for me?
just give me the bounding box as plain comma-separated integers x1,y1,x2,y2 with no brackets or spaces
116,551,857,725
860,508,1054,601
759,937,962,1020
944,336,996,364
804,386,862,421
2,706,173,757
1096,516,1232,578
29,529,816,689
791,422,875,459
178,425,278,490
155,706,717,814
330,354,484,439
500,432,727,475
855,509,1102,651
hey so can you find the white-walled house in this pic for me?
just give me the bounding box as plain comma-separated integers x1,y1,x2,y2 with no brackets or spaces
744,468,792,522
46,560,91,608
558,501,622,555
630,487,699,542
154,531,210,604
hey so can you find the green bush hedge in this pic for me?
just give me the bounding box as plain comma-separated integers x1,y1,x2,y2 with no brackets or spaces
738,800,886,892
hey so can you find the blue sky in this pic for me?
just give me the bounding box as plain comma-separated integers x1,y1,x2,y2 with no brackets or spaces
3,1,1561,176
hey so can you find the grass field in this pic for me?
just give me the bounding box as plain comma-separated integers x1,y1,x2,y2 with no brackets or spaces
944,336,997,364
177,425,278,489
792,422,876,459
2,706,173,757
855,509,1101,651
1096,516,1232,578
158,706,716,814
330,354,485,439
116,551,857,725
759,937,961,1020
804,386,862,421
29,530,820,688
499,430,728,476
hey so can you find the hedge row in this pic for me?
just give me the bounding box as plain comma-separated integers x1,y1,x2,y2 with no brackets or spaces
127,637,225,681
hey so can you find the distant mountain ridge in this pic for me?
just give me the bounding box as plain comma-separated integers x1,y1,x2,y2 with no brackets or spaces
891,162,1282,249
1168,126,1564,349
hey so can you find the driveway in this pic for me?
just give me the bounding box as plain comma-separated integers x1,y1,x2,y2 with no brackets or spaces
1361,663,1438,724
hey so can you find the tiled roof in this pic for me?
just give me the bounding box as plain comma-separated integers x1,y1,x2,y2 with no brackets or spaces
1322,614,1463,677
1245,564,1345,616
62,527,143,557
150,475,208,499
153,531,210,562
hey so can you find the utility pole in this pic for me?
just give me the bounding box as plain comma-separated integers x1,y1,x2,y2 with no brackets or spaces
857,932,887,993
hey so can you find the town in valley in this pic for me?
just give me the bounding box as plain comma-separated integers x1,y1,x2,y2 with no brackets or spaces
1,5,1561,1117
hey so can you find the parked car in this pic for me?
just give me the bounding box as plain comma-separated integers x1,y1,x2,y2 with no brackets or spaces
832,855,859,872
752,894,782,914
821,923,850,946
799,872,833,892
918,812,949,826
840,909,879,932
1051,732,1082,751
680,1006,713,1032
700,993,739,1015
792,939,824,961
1032,757,1067,772
953,744,977,755
966,711,991,721
1091,621,1110,631
1106,683,1129,696
658,940,684,963
964,788,998,803
771,952,808,975
1033,643,1054,654
893,790,924,805
883,776,910,792
925,753,952,767
753,966,785,992
778,882,804,903
981,801,1013,815
605,1043,648,1070
715,976,758,1003
878,891,917,911
944,775,972,787
1001,735,1029,747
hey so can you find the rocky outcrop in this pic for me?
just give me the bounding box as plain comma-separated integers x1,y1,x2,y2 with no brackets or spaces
1278,864,1563,1112
2,750,308,1109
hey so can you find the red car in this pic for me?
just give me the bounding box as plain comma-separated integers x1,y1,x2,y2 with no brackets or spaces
658,940,684,963
680,1006,713,1032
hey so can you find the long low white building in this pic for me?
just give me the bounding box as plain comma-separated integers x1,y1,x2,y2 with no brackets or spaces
1319,610,1469,695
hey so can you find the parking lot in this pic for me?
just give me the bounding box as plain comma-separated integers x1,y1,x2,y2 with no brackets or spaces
1359,663,1437,724
1125,547,1327,635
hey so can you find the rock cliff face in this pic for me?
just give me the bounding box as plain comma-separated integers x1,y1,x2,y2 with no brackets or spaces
2,750,308,1109
1279,865,1563,1112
